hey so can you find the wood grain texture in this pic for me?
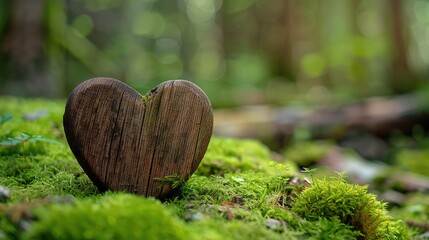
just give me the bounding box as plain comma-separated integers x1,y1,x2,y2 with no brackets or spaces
63,78,213,199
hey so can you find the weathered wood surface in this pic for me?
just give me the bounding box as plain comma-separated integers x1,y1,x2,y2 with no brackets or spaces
63,78,213,199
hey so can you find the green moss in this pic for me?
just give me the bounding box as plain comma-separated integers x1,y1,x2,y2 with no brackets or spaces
182,172,277,206
396,149,429,176
291,174,408,239
198,137,297,176
298,217,361,240
155,174,186,190
141,95,152,104
27,193,194,240
0,97,97,202
188,219,301,240
0,97,412,239
0,147,98,201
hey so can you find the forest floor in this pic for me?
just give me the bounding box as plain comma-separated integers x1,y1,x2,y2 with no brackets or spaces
0,97,428,239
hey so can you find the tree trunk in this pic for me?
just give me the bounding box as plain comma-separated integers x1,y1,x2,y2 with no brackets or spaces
389,0,417,93
1,0,59,97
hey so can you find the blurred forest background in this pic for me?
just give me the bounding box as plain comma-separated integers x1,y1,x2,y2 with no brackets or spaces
0,0,428,108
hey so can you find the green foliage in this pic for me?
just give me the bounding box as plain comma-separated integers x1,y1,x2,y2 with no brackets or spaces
396,149,429,176
0,133,57,147
0,113,12,125
0,132,59,157
390,193,429,236
2,1,429,107
291,174,408,239
27,193,194,240
0,212,20,239
301,53,326,78
283,141,332,167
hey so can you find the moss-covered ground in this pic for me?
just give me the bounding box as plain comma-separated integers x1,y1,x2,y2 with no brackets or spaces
0,97,424,239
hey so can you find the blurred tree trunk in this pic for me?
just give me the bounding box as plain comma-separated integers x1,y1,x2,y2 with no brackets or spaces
254,1,295,80
389,0,417,93
275,0,296,80
1,0,59,97
350,0,372,96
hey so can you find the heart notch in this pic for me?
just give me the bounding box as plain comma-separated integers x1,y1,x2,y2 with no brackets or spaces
63,78,213,199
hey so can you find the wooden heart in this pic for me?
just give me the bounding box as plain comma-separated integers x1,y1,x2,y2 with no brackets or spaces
63,78,213,199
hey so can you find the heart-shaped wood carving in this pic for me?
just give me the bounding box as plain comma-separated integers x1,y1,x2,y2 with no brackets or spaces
63,78,213,199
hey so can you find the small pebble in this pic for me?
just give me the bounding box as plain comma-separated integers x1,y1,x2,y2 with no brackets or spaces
45,195,75,204
265,218,287,230
381,190,405,206
0,185,11,202
420,232,429,239
232,177,245,183
232,195,245,205
204,204,214,211
184,203,195,209
18,220,32,232
22,110,48,121
184,212,204,222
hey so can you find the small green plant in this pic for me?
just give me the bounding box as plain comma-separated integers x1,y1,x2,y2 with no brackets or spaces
0,133,59,159
155,174,186,189
0,113,12,125
141,95,152,104
301,167,318,185
257,184,269,207
0,133,58,147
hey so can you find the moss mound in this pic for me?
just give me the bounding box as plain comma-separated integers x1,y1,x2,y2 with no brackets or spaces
291,175,408,239
27,193,193,240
